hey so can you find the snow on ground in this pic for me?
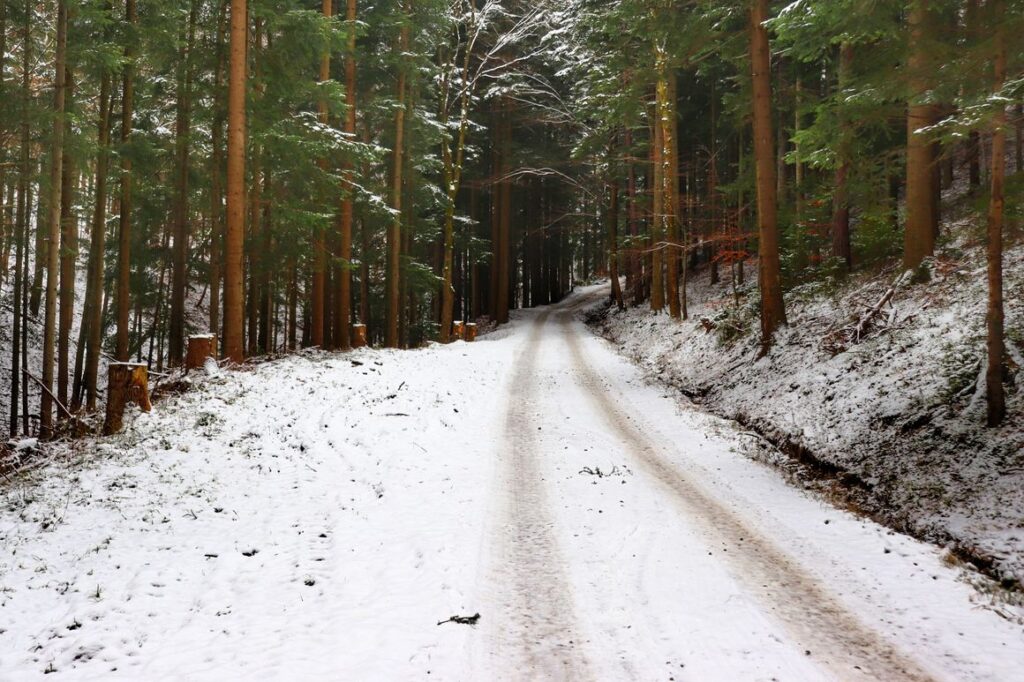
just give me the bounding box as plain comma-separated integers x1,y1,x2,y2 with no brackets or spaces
589,238,1024,588
1,290,1023,680
0,342,514,679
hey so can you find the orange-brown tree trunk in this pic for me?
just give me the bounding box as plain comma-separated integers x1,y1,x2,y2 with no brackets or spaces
209,0,228,341
223,0,247,363
903,0,938,270
749,0,787,349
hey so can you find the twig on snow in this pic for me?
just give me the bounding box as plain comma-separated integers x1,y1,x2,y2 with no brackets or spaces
437,613,481,626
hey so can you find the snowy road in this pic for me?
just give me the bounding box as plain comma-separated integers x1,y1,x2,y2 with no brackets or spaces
2,287,1023,680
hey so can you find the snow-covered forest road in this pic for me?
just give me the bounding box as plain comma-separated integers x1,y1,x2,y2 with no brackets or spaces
2,287,1023,681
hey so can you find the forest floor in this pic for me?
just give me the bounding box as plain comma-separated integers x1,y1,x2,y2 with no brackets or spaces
2,289,1024,680
589,235,1024,592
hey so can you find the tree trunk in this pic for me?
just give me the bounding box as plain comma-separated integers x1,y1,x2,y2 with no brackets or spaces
102,363,150,435
115,0,136,360
832,42,853,270
496,102,511,324
30,187,45,317
985,0,1006,426
966,0,981,195
57,67,76,413
40,0,68,437
608,139,624,310
81,49,113,411
210,0,228,342
287,260,298,350
9,0,31,436
903,0,937,270
168,0,198,366
386,13,408,348
1015,104,1023,174
223,0,247,363
749,0,787,350
336,0,357,350
309,0,331,348
258,173,272,354
650,94,665,313
658,57,680,320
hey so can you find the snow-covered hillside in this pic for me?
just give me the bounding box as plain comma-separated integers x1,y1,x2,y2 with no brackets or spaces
589,238,1024,589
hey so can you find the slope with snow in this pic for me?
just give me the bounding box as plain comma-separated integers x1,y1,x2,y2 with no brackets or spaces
592,239,1024,589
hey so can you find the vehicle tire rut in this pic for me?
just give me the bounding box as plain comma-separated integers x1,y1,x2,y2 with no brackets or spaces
482,311,592,681
559,307,936,682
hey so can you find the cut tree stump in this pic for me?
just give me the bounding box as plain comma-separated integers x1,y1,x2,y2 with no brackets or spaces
103,363,152,435
352,324,368,348
186,334,218,370
452,321,465,340
464,323,478,342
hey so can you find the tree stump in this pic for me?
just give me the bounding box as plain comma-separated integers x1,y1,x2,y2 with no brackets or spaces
103,363,152,435
186,334,218,370
452,321,465,340
464,323,478,342
352,324,368,348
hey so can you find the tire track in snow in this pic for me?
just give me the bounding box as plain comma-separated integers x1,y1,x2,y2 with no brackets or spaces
559,308,936,682
481,310,592,681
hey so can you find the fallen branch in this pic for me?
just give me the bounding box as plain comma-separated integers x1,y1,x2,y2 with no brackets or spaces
822,270,914,355
854,270,912,342
22,368,75,421
437,613,481,626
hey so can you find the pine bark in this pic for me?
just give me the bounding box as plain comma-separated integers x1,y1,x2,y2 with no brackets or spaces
386,13,408,348
115,0,137,360
903,0,937,270
80,51,113,411
57,67,76,412
608,140,624,310
1015,104,1023,173
40,0,68,437
9,2,31,436
749,0,787,349
336,0,357,350
650,94,665,313
496,102,511,325
209,0,228,340
310,0,331,348
985,0,1006,426
223,0,247,363
832,42,853,270
966,0,982,195
169,1,198,366
658,57,680,320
